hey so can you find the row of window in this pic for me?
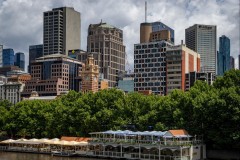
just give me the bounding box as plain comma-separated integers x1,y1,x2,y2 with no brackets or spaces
135,63,166,68
135,72,166,77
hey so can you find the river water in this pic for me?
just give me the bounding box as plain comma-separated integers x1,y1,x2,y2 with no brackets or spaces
0,151,104,160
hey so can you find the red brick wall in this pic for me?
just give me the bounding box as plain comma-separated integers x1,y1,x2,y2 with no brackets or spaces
197,57,201,72
189,54,194,72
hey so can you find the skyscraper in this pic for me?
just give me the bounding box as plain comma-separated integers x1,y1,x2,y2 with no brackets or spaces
185,24,217,73
29,44,43,63
230,56,235,69
14,52,25,71
140,21,174,44
217,35,230,75
43,7,81,55
3,48,14,66
86,22,126,87
29,44,43,72
166,45,200,94
152,21,175,44
0,45,3,67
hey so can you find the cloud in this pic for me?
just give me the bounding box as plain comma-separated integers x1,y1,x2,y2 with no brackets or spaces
0,0,239,70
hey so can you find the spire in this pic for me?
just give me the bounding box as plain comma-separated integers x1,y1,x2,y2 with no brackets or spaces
145,1,147,22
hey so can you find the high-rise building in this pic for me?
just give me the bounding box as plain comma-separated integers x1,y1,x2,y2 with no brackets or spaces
135,20,176,95
217,35,230,75
166,44,200,94
3,48,14,66
81,54,99,93
43,7,81,55
0,45,3,67
134,40,173,95
140,22,174,44
29,44,43,72
21,54,83,97
185,24,217,73
14,52,25,71
87,22,126,87
230,56,235,69
185,72,215,91
152,21,175,44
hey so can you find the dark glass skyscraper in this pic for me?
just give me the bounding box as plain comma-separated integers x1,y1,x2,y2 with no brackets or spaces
217,35,230,75
29,44,43,72
3,48,14,66
14,52,25,71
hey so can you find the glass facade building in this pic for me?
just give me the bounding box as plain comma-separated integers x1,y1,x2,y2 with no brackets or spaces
185,24,217,74
217,35,230,76
152,22,174,44
14,52,25,71
3,48,14,66
29,44,43,72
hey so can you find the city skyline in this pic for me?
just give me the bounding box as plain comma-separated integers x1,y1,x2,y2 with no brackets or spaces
0,0,239,70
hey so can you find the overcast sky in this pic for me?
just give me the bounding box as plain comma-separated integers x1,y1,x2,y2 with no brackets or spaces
0,0,239,70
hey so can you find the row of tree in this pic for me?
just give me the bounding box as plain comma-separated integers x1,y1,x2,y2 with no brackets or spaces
0,69,239,150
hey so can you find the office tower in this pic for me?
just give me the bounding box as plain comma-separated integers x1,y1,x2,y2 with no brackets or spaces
29,44,43,72
185,72,215,91
81,54,99,93
87,22,126,87
185,24,217,73
29,45,43,62
21,54,83,97
230,56,235,69
217,35,230,75
166,45,200,94
135,20,176,95
3,48,14,66
0,45,3,67
43,7,81,55
152,21,174,43
14,52,25,71
134,40,173,95
140,21,174,44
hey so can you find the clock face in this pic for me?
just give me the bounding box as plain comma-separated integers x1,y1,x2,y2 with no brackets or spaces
85,76,89,80
94,76,97,81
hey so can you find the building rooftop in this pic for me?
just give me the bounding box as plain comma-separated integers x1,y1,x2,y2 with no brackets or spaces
89,22,117,29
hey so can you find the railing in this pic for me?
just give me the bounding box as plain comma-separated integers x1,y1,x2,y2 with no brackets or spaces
90,151,123,158
8,146,39,152
89,138,202,146
128,153,190,160
0,146,8,150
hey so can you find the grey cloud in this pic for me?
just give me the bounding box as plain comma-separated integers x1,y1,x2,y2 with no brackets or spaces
0,0,239,70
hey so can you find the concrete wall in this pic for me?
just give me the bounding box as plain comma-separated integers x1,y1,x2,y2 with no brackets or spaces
64,7,81,55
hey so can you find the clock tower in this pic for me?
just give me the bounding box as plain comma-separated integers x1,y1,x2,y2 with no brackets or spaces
81,54,99,93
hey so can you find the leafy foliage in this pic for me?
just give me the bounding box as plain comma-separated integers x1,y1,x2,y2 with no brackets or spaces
0,69,239,150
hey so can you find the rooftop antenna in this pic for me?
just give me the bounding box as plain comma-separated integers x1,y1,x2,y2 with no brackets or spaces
145,1,147,22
